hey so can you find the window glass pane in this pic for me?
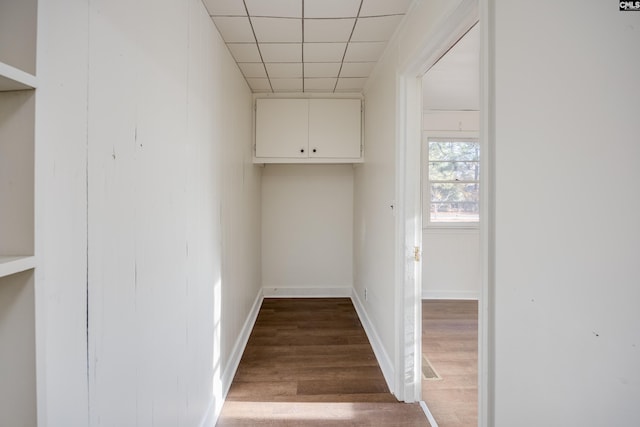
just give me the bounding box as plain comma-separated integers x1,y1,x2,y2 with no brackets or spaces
429,161,480,181
430,182,479,222
430,202,479,222
428,141,479,161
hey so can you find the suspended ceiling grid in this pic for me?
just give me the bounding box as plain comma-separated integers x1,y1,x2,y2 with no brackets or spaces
202,0,413,93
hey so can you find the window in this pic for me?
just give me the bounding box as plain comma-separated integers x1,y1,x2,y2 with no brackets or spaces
425,138,479,226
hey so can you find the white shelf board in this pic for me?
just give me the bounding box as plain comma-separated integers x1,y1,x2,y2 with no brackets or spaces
0,61,37,91
253,157,364,164
0,256,36,278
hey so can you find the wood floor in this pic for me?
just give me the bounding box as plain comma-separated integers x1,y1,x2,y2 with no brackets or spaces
216,298,430,426
422,300,478,427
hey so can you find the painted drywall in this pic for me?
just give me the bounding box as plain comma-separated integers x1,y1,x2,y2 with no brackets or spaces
35,0,259,425
86,0,259,425
355,0,468,391
422,229,480,299
262,164,353,294
491,1,640,425
422,111,480,299
35,0,90,424
220,74,262,386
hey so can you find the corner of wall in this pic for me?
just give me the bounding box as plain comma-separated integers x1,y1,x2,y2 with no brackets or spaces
350,289,395,395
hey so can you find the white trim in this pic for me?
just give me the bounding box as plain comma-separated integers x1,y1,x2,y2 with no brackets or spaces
221,289,264,393
198,400,216,427
420,401,439,427
210,288,264,426
422,290,480,300
396,0,479,405
478,1,494,425
262,287,352,298
395,72,423,403
253,158,363,165
351,290,395,395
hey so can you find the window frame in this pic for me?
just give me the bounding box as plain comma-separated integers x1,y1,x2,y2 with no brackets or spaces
422,131,480,229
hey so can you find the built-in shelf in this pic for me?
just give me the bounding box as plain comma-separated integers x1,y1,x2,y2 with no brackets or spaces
0,1,39,424
0,256,36,279
0,61,37,91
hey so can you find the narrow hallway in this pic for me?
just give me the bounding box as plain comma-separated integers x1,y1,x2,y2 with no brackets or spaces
217,298,430,426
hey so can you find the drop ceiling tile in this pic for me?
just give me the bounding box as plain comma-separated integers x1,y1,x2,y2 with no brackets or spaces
304,0,361,18
359,0,412,17
247,78,272,91
351,15,404,42
304,78,338,91
227,43,261,62
266,63,303,78
343,41,386,62
304,62,341,78
259,43,302,62
304,19,355,43
245,0,301,18
271,78,303,92
238,63,267,78
335,77,367,91
203,0,247,16
303,43,346,63
251,17,302,43
213,17,255,42
340,62,376,77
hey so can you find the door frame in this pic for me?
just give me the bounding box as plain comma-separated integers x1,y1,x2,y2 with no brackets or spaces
394,0,487,421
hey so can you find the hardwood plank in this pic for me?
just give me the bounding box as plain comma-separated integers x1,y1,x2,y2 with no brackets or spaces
217,298,430,426
217,402,429,426
422,300,478,427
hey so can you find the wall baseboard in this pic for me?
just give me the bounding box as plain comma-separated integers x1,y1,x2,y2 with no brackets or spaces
208,288,264,426
199,400,216,427
350,290,395,395
263,287,352,298
422,290,479,300
420,401,439,427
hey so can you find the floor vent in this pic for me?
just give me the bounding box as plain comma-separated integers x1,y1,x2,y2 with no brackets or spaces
422,355,442,380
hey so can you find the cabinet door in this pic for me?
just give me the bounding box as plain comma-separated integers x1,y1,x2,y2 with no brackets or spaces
308,99,361,159
255,98,309,158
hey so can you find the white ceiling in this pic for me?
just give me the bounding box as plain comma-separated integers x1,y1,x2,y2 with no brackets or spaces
422,23,480,111
202,0,413,93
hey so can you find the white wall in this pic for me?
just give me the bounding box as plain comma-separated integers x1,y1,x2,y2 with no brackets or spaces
262,164,353,295
422,229,480,299
36,0,89,424
422,111,480,299
220,73,262,386
491,1,640,425
36,0,260,425
355,0,469,392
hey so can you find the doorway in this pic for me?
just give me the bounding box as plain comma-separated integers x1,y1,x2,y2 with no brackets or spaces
420,23,480,427
393,0,486,425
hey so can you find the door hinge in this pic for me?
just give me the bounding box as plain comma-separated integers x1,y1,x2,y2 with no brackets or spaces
414,246,421,262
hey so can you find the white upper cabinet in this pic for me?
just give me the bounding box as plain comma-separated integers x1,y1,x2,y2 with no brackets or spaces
255,98,309,159
254,98,362,163
308,99,361,159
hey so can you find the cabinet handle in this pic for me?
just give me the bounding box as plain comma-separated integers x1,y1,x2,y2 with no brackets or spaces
300,148,305,153
312,148,317,153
